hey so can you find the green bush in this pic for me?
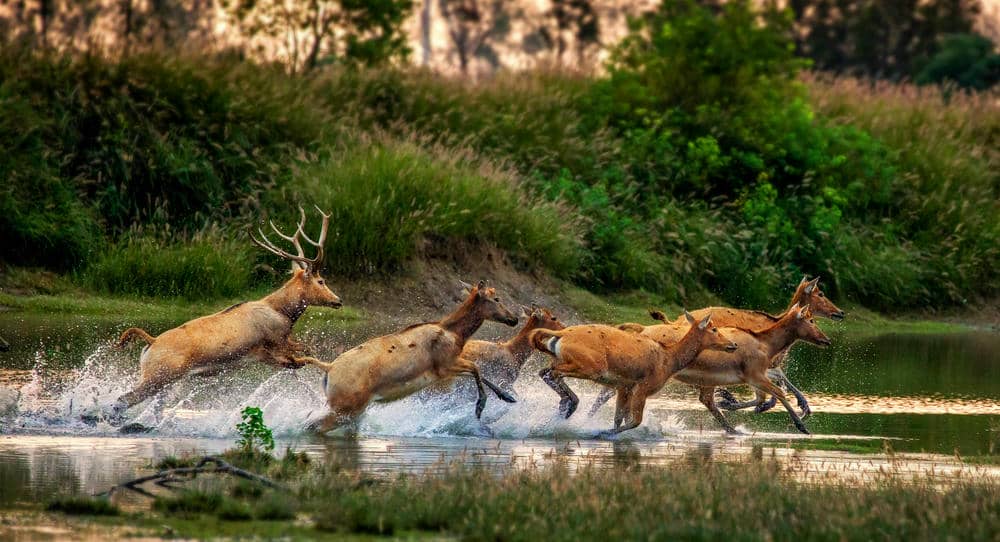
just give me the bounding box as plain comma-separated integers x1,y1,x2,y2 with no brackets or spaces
81,232,257,299
267,140,585,278
916,33,1000,91
45,496,119,516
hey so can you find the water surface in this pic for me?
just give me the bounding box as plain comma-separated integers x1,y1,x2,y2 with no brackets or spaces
0,312,998,502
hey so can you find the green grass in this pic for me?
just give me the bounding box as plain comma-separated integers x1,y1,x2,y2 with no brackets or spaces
1,46,996,314
81,233,257,300
279,460,1000,539
266,140,586,278
44,496,119,516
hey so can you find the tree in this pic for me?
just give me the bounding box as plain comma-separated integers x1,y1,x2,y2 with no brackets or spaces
438,0,501,73
225,0,413,72
916,32,1000,90
788,0,982,80
546,0,599,65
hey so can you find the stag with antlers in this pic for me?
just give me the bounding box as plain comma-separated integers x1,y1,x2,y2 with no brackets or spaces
106,207,342,424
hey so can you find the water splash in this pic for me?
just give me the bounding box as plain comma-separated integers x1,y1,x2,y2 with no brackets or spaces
5,344,687,441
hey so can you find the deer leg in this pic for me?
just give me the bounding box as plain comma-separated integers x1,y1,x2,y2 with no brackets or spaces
748,376,810,435
112,368,184,425
306,408,357,435
601,386,647,437
454,358,492,419
589,386,617,417
554,376,579,419
767,367,810,417
717,388,768,411
613,386,633,431
698,386,741,435
539,368,579,418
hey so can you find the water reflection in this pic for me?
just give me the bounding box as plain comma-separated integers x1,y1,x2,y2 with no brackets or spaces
1,311,999,501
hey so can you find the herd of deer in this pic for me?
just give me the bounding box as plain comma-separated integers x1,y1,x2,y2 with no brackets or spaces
110,208,845,437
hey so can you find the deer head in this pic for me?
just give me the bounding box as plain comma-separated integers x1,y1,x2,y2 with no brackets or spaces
520,304,565,334
683,310,738,353
252,206,342,309
795,276,845,321
461,280,518,327
788,303,831,346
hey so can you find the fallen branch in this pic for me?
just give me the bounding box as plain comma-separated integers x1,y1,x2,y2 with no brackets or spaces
99,455,284,498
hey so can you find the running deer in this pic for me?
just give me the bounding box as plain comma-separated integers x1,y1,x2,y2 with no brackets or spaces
623,304,829,435
594,276,843,417
297,281,519,434
109,207,341,423
461,305,564,394
529,312,738,435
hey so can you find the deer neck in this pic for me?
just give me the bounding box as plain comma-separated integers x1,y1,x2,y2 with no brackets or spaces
663,330,704,375
503,320,538,368
440,297,486,348
755,321,798,358
263,279,308,324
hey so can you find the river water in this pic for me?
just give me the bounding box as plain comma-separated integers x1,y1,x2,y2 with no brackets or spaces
0,312,998,504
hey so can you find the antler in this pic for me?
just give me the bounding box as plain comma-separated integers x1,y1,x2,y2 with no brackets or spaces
250,206,330,272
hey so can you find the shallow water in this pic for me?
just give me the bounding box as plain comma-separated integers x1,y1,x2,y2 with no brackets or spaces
0,311,998,502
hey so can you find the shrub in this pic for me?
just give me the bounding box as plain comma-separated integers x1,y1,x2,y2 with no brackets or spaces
81,232,257,299
45,496,119,516
267,140,585,278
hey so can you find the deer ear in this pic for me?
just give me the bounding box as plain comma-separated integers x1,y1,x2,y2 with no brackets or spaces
788,302,800,314
800,275,809,285
699,314,712,330
477,279,486,290
804,276,819,294
797,304,810,319
684,310,696,326
458,280,473,296
520,305,531,318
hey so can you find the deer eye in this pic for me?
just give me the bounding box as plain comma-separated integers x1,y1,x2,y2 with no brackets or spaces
818,292,825,297
494,298,500,302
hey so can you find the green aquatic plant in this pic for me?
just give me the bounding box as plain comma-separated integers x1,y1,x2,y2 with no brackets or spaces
235,406,275,455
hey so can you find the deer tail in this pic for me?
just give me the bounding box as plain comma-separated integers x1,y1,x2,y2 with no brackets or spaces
117,327,156,348
648,309,670,323
297,356,335,373
529,329,564,358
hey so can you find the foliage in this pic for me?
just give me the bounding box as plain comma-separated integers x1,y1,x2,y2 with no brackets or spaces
268,140,585,278
308,461,1000,540
915,33,1000,90
225,0,414,72
81,231,257,300
235,406,275,455
45,496,119,516
788,0,983,81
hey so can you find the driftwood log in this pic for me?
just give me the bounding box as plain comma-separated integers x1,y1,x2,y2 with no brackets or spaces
99,455,283,498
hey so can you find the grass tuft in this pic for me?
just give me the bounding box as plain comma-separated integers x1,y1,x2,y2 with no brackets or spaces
45,496,119,516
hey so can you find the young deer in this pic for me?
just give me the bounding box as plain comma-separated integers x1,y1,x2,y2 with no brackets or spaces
529,312,737,435
631,304,830,435
598,276,843,417
462,305,564,394
110,207,341,423
297,281,519,434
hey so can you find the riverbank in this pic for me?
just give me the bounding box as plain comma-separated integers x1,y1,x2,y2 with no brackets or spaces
2,450,998,541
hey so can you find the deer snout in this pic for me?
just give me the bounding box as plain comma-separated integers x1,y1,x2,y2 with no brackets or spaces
830,310,846,321
815,336,832,347
725,342,738,353
502,315,519,327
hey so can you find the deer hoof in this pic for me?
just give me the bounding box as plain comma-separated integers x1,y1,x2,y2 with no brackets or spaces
716,389,739,403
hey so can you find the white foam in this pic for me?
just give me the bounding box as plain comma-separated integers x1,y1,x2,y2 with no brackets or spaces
6,347,686,441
